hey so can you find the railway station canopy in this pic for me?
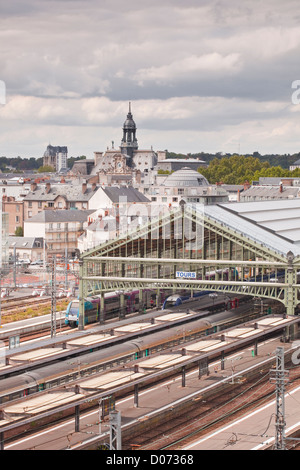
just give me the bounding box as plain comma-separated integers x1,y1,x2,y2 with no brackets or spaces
78,200,300,327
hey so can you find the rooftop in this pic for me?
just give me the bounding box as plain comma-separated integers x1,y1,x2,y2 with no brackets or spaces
159,158,206,163
23,182,99,202
164,167,209,187
8,236,44,249
241,185,300,199
102,186,150,203
25,209,94,223
217,199,300,250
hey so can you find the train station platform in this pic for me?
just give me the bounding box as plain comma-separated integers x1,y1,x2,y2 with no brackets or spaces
1,313,299,451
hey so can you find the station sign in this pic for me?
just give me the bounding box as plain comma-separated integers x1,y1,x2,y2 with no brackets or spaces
176,271,196,279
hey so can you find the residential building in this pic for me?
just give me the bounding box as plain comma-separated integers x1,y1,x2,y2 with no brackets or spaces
289,158,300,171
96,186,150,209
24,209,93,258
0,177,32,199
43,145,68,171
23,181,102,219
8,236,45,262
1,210,9,271
217,184,245,202
78,187,150,252
2,197,24,235
240,184,300,202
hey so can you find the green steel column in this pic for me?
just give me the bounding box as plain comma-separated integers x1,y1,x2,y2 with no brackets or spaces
156,288,161,309
138,260,144,313
285,251,296,317
100,291,105,324
120,293,125,319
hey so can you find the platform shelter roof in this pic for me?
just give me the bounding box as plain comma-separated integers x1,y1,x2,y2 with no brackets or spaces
218,200,300,254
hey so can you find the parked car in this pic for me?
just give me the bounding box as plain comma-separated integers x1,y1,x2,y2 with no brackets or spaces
16,259,31,266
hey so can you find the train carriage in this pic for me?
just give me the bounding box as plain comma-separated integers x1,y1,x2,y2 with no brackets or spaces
65,290,162,327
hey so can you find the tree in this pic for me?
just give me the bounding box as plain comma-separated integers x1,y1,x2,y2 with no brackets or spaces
198,155,270,184
37,165,55,173
15,227,23,236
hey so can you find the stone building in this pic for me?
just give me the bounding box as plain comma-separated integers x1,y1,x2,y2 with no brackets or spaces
70,103,160,183
43,145,68,172
23,181,101,219
141,167,229,208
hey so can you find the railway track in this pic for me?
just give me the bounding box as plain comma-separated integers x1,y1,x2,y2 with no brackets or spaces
1,325,70,347
2,322,297,451
122,361,300,451
0,295,69,318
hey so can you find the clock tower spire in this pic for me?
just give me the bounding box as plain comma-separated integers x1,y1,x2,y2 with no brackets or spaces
120,102,138,162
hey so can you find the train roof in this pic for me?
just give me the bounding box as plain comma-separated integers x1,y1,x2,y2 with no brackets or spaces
165,295,182,301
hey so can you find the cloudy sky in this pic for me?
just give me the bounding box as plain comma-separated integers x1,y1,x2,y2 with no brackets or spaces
1,0,300,159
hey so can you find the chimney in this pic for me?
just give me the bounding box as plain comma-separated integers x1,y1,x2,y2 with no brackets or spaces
237,189,240,202
280,183,283,193
92,182,96,191
31,182,37,192
243,181,251,191
45,182,51,193
82,181,87,194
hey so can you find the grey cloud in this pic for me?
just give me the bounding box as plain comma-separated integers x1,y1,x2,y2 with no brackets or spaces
1,0,300,156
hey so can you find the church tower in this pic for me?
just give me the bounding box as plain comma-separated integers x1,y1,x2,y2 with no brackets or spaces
120,102,138,163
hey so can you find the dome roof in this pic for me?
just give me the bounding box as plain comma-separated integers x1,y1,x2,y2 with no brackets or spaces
123,102,136,129
164,167,209,187
123,116,136,129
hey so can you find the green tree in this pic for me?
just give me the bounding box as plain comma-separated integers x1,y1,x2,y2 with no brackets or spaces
37,165,55,173
15,227,23,236
199,155,270,184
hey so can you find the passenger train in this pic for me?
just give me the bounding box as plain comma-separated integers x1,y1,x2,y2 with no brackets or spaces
162,291,210,309
162,269,286,309
65,268,287,326
65,290,162,327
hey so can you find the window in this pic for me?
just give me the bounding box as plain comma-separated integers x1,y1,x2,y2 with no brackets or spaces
28,201,32,207
48,202,54,207
16,216,19,223
28,211,32,218
38,201,42,208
